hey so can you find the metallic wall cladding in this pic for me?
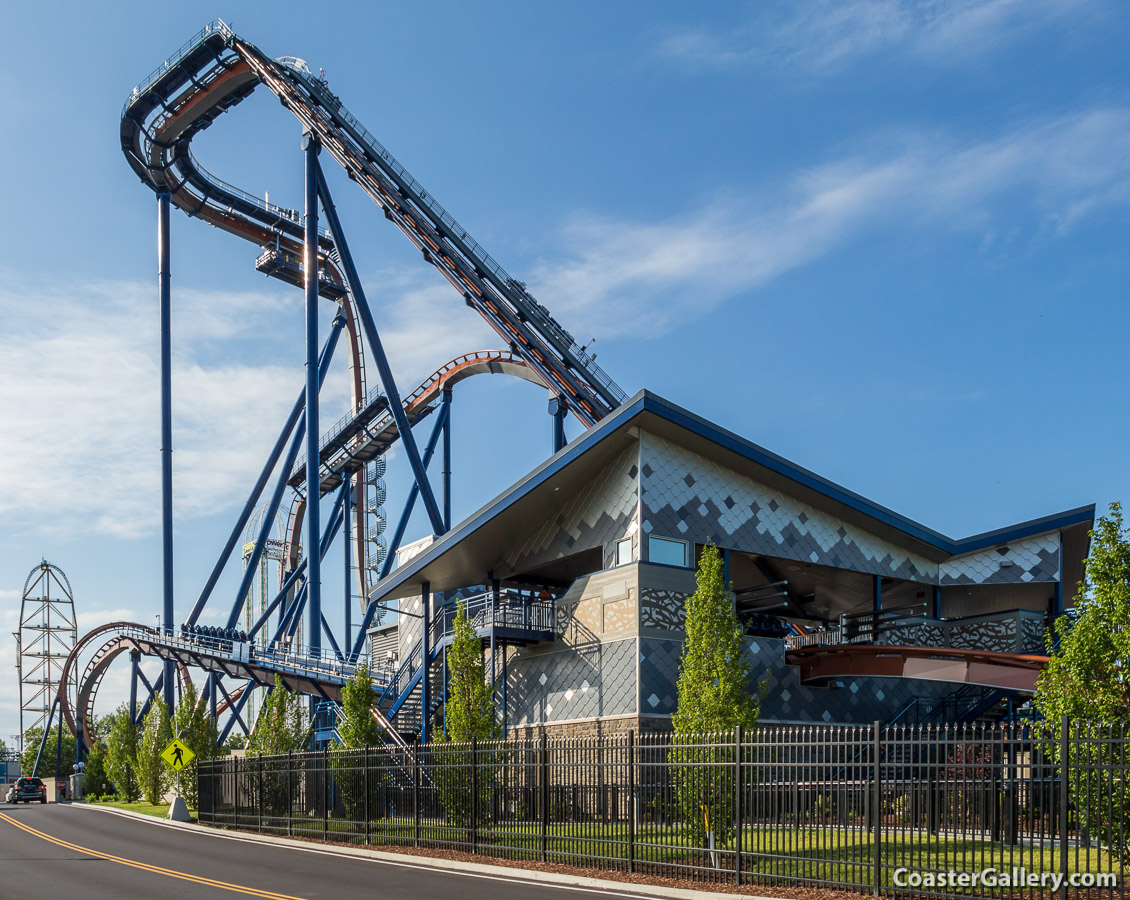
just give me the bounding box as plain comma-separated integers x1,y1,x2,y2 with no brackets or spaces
638,635,955,725
639,433,938,583
502,442,640,576
940,533,1061,585
506,638,638,726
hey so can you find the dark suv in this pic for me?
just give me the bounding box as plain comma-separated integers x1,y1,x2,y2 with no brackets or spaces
10,777,46,803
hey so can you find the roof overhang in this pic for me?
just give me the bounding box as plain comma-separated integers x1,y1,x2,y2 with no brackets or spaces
368,390,1095,604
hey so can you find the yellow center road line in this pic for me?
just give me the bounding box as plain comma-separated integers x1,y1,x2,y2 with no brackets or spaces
0,812,309,900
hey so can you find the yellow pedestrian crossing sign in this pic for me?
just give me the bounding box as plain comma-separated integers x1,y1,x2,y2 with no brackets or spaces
161,738,195,772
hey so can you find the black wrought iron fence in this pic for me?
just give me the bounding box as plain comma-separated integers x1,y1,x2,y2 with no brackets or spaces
199,719,1129,898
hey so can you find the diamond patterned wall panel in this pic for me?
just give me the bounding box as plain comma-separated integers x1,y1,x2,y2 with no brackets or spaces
940,534,1061,585
639,433,938,583
503,443,640,576
507,638,637,726
639,636,954,725
397,593,424,660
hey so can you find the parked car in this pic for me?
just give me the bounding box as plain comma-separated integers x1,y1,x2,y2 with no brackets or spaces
9,777,46,803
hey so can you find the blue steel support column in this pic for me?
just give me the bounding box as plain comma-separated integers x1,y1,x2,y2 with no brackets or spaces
343,473,353,656
549,395,566,454
420,581,431,745
1053,578,1063,620
190,318,342,628
873,575,883,625
931,585,941,620
158,189,176,712
129,650,140,723
315,166,445,535
441,387,452,531
379,402,450,581
303,133,323,656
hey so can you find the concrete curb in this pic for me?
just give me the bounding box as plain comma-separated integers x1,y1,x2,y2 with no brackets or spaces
71,803,773,900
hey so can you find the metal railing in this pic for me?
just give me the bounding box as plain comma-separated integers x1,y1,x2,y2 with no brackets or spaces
200,719,1130,898
122,18,234,117
120,625,392,688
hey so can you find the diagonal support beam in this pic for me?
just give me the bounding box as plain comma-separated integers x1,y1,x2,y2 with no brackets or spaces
226,311,345,631
191,316,344,628
315,162,445,536
217,679,258,745
380,397,450,579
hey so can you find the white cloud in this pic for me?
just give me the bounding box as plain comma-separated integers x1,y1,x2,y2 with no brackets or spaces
0,263,503,543
529,105,1130,339
659,0,1096,72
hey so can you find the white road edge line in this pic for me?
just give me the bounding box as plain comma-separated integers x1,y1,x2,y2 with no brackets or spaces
68,803,764,900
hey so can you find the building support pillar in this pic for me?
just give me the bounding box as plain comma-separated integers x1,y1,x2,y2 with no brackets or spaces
421,581,431,745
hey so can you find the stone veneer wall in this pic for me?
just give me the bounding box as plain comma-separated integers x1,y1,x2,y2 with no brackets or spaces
506,567,640,730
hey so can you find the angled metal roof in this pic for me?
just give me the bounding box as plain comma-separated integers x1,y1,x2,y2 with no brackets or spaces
368,390,1094,603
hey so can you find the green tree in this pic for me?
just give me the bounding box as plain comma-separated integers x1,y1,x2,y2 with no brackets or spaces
435,602,500,829
135,696,173,804
247,676,310,755
671,544,767,847
442,602,499,742
246,677,310,821
173,683,220,809
224,733,247,752
104,705,140,801
20,725,77,778
1037,503,1130,861
337,662,383,748
82,740,112,799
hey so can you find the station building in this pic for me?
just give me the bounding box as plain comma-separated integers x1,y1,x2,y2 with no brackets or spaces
369,391,1093,738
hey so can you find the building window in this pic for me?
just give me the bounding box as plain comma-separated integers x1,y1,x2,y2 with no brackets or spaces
649,535,688,567
615,537,633,566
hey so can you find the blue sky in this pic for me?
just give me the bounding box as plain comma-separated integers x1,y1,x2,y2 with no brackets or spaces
1,0,1129,746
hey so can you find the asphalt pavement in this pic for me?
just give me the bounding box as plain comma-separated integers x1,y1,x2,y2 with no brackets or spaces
0,803,667,900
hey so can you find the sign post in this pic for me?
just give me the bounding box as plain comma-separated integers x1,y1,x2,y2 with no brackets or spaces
161,737,195,822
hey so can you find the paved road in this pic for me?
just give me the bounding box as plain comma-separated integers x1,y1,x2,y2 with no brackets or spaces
0,803,654,899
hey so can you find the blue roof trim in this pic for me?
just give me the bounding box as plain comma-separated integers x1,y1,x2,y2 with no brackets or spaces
951,504,1096,555
640,392,1095,556
369,393,650,599
370,389,1095,600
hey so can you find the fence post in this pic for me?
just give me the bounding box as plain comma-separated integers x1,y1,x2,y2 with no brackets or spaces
287,751,293,837
539,731,548,862
627,730,635,874
364,744,370,845
413,742,420,847
734,725,743,886
257,756,263,833
323,746,329,842
471,735,479,854
872,720,882,897
1059,715,1069,900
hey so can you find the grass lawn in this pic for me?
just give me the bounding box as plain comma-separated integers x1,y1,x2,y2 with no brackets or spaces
209,808,1115,888
84,798,197,821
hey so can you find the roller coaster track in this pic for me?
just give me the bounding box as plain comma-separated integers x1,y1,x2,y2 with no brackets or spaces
59,622,409,752
120,19,625,429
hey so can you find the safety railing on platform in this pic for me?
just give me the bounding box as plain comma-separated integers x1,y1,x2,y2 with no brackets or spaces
122,19,234,116
119,625,392,688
